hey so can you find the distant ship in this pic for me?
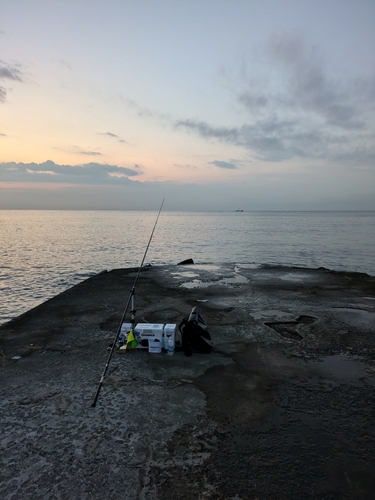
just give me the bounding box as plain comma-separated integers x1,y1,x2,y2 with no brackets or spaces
235,209,243,212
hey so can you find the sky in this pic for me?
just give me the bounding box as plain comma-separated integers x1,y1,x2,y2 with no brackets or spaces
1,0,375,211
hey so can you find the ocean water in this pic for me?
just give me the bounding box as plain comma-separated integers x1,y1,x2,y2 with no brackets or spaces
1,210,374,325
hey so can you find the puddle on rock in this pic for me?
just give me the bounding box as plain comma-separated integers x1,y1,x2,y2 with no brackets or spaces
180,280,214,289
188,264,222,272
180,275,248,288
265,315,318,341
171,272,199,279
279,272,317,282
309,354,369,383
180,273,248,289
234,263,260,270
332,308,375,329
220,275,248,285
250,310,291,321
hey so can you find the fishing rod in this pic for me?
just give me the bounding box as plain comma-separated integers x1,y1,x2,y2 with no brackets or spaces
91,199,165,407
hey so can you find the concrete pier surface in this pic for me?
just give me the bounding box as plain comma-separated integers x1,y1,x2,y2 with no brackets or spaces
1,263,375,499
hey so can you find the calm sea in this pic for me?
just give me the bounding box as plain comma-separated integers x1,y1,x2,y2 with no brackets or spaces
1,210,374,325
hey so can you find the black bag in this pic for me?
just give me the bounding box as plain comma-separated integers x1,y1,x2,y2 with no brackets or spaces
179,306,213,357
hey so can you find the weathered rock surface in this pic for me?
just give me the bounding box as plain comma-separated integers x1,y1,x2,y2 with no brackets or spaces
1,264,374,499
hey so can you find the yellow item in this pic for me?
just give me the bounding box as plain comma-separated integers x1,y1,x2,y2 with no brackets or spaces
127,329,137,348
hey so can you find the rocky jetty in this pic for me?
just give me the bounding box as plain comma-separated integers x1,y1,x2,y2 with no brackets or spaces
1,264,374,499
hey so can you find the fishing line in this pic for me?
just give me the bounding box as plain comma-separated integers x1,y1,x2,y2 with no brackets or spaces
91,199,165,407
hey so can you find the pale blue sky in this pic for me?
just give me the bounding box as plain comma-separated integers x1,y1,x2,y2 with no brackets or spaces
1,0,374,210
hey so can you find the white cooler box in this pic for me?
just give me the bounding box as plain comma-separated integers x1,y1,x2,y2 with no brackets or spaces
135,323,164,349
163,324,177,349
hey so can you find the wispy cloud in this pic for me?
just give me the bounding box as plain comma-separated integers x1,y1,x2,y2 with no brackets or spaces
264,33,366,130
238,92,269,111
98,131,126,143
175,118,314,162
0,63,23,81
210,160,237,169
125,97,171,122
78,151,102,156
0,60,24,103
70,145,102,156
126,98,154,118
175,34,375,166
99,132,118,138
0,160,142,184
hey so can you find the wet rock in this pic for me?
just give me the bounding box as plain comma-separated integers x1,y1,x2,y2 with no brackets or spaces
177,258,194,265
0,264,374,499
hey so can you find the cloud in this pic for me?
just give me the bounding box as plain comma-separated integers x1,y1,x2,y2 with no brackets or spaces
175,118,313,162
237,34,373,131
26,169,58,175
99,132,118,138
77,150,102,156
125,97,171,122
176,113,373,165
98,131,127,144
264,33,365,130
0,63,23,81
69,145,102,156
210,160,237,170
175,34,375,166
238,92,268,110
126,98,154,118
0,160,142,184
0,60,24,103
176,119,239,141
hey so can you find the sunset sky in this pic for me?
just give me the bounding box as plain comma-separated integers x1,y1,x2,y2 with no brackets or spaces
1,0,374,210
